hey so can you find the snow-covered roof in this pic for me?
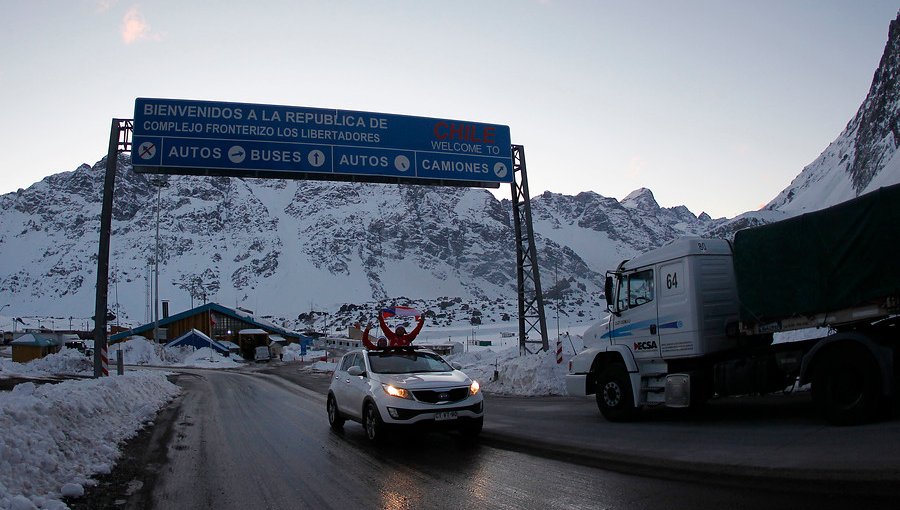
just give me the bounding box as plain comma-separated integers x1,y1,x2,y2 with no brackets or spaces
165,329,230,355
109,303,302,342
268,334,287,344
239,328,268,335
11,333,58,347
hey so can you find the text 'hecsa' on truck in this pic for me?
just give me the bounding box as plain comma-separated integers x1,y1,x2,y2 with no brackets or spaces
567,183,900,425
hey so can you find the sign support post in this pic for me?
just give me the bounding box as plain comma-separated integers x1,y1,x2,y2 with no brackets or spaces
93,119,131,377
511,145,549,353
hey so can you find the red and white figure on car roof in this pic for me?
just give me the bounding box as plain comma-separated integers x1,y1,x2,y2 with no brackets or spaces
362,306,426,349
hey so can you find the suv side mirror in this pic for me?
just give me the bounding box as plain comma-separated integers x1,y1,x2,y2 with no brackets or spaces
347,366,365,377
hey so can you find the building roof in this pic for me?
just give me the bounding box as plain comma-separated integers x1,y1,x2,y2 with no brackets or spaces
11,333,59,347
109,303,301,342
165,329,231,355
239,328,268,335
268,335,287,344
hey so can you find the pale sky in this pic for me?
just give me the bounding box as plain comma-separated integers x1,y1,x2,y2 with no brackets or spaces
1,1,897,218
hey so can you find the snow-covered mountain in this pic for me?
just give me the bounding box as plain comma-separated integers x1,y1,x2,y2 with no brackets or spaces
766,12,900,213
0,157,710,328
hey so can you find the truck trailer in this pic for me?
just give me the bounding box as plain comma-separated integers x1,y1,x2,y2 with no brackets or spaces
566,184,900,425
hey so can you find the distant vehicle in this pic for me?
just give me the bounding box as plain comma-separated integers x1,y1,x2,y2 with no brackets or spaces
254,345,271,363
64,339,85,350
327,347,483,442
567,184,900,425
64,339,90,356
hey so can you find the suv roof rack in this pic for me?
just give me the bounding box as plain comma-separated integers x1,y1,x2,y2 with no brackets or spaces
368,345,420,352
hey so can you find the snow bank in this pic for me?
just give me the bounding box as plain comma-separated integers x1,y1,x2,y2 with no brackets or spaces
302,360,336,373
282,343,303,362
107,337,242,368
175,347,242,368
449,345,571,396
0,349,92,378
108,337,167,365
0,371,180,510
284,345,326,363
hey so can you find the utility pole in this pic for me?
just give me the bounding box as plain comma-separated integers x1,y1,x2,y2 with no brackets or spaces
149,176,169,344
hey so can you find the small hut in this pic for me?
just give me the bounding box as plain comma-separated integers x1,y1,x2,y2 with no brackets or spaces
237,328,269,361
267,334,289,360
11,333,61,363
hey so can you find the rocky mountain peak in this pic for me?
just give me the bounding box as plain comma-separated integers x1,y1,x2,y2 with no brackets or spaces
766,11,900,213
847,11,900,193
621,188,659,211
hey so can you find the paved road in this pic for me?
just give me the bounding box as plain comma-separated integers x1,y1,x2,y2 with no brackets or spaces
100,365,892,510
482,393,900,494
262,362,900,497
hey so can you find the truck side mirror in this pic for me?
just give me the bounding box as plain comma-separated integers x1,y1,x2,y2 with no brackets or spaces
604,276,616,314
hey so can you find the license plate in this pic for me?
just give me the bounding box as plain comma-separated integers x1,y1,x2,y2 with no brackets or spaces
434,411,458,421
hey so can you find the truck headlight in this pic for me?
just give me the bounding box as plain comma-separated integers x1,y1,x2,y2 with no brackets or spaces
382,384,411,399
469,380,480,396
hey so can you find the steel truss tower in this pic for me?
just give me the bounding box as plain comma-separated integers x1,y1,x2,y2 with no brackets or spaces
510,145,549,353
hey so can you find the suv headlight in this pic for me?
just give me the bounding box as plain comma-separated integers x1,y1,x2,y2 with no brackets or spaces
382,384,411,399
469,380,480,396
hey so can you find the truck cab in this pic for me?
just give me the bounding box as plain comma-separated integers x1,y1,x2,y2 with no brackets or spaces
568,238,742,420
604,238,740,362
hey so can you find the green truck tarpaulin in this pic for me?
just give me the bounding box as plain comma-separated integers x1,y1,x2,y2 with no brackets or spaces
734,183,900,324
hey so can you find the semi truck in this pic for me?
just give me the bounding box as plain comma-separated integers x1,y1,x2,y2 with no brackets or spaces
566,184,900,425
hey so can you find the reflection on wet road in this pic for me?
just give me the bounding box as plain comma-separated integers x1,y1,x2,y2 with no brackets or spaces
151,368,892,510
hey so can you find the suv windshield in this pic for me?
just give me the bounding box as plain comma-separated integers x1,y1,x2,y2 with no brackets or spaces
367,351,454,374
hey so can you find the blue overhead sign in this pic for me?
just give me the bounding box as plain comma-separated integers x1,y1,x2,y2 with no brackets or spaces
131,98,513,186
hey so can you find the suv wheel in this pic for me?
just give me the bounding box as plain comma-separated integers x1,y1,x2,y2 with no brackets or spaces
363,402,385,442
327,394,344,431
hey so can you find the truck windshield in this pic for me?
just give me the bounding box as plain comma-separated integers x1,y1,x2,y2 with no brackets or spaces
620,269,654,309
368,351,453,374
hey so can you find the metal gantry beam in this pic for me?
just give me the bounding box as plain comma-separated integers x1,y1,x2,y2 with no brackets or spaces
93,119,132,378
510,145,549,353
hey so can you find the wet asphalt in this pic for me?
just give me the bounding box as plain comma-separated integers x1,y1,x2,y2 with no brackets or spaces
264,363,900,497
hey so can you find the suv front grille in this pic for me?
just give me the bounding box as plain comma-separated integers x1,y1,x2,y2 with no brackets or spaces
412,387,469,404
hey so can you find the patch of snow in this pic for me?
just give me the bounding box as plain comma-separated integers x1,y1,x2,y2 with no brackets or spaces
0,371,179,509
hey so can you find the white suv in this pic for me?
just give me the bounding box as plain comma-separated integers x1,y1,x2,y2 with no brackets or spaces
327,347,484,442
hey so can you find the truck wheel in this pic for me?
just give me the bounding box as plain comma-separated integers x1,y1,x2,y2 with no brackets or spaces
812,348,881,426
596,364,638,422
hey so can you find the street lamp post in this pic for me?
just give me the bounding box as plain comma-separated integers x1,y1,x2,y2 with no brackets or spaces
1,304,8,342
149,177,169,343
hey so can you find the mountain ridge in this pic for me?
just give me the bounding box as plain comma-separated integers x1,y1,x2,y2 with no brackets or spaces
0,156,712,327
